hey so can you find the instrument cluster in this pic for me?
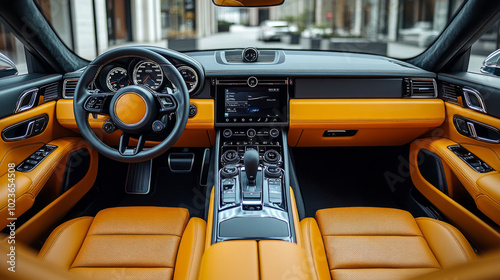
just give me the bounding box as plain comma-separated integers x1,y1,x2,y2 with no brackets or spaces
96,58,200,95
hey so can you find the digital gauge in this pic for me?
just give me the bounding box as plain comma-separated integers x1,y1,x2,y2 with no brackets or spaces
177,65,199,93
106,67,130,92
132,60,164,90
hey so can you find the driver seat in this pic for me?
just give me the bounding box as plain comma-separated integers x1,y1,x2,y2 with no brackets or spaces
38,207,206,280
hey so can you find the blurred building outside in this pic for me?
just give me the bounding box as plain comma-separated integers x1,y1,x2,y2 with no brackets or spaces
0,0,498,74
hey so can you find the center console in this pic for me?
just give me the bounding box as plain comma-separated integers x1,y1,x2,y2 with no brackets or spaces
212,77,296,243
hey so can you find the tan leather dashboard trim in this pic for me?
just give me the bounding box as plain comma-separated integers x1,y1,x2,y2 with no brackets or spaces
289,99,445,146
56,99,215,147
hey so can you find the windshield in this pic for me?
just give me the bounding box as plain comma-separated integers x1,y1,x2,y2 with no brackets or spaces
36,0,465,60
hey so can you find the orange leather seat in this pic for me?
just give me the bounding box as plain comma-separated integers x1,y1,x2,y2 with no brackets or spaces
38,206,206,280
301,207,476,280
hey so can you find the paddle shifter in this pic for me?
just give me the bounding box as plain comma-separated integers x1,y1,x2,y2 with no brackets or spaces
244,149,259,185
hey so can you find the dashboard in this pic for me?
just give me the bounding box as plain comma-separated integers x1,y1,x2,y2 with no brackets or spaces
61,47,445,148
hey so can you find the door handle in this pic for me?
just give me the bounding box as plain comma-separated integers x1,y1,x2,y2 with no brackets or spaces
1,115,48,142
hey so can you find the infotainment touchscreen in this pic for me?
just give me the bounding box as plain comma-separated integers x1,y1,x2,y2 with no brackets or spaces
216,84,288,124
224,88,280,119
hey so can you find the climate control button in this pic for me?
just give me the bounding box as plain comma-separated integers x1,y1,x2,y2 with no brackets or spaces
223,129,233,138
247,128,256,138
269,128,279,138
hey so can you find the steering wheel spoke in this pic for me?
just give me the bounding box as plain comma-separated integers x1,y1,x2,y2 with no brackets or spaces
83,91,114,115
155,92,178,115
118,133,146,156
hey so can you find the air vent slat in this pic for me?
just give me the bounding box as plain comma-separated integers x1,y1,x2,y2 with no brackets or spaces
40,82,59,101
63,79,79,98
441,82,460,103
403,78,437,98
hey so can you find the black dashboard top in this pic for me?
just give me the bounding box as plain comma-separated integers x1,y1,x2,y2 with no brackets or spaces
185,49,435,78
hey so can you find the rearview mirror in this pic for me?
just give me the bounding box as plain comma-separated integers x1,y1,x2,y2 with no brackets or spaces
480,49,500,76
213,0,284,7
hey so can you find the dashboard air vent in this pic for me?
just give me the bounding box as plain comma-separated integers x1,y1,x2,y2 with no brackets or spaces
63,79,78,98
441,82,461,103
224,50,277,63
40,82,59,102
403,78,437,98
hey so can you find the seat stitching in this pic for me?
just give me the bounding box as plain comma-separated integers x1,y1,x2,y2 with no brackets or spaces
330,267,441,270
40,217,91,260
322,234,423,237
70,265,174,269
69,218,95,269
416,218,471,262
414,218,442,269
87,233,182,237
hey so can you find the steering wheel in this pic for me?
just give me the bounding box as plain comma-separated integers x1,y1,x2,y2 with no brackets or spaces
73,47,190,163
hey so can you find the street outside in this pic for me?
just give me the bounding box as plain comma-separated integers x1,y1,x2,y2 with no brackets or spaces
14,25,488,75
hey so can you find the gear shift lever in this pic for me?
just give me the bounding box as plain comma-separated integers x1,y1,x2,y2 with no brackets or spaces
244,149,259,185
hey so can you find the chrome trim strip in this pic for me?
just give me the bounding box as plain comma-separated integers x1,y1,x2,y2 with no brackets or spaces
463,87,487,113
15,88,38,113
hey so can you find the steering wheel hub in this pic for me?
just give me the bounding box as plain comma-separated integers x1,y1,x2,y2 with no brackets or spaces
109,85,158,134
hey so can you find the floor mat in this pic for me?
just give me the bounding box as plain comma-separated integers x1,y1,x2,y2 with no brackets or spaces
77,149,208,218
292,147,407,217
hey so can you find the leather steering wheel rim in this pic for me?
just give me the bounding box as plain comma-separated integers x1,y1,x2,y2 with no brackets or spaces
73,47,190,163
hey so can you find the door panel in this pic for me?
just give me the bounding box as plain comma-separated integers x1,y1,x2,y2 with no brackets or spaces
0,74,98,241
410,73,500,252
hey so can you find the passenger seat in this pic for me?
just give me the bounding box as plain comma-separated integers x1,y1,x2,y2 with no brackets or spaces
301,207,476,280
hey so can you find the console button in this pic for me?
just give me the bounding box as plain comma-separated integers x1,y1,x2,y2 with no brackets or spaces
264,149,280,163
223,129,233,138
247,128,256,138
269,128,279,138
265,166,282,178
221,166,238,177
222,149,239,164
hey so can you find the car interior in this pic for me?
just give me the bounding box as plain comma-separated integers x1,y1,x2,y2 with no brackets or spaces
1,0,500,279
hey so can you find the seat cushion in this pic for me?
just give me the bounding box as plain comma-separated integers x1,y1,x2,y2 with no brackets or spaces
38,206,205,280
302,207,476,280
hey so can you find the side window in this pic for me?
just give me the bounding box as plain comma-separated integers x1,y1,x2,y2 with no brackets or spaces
468,19,500,75
0,22,27,77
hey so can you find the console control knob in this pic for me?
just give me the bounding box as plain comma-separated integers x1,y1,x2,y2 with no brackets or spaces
265,166,282,178
223,129,233,138
221,165,238,178
222,149,239,163
152,120,166,133
264,149,280,163
269,128,279,138
247,128,256,138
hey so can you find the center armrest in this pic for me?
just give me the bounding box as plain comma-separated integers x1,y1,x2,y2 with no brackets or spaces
198,240,312,280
